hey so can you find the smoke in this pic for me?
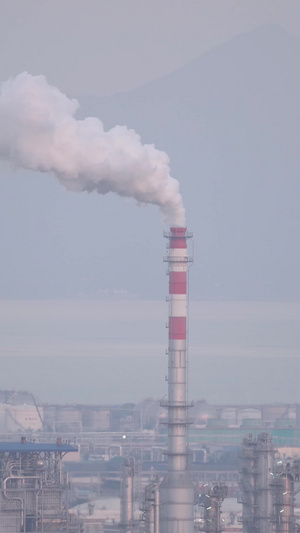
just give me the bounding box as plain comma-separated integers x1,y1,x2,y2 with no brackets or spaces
0,72,185,226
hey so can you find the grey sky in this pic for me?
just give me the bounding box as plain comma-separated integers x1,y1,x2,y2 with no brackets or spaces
0,0,299,96
1,300,300,403
0,1,299,302
0,1,300,405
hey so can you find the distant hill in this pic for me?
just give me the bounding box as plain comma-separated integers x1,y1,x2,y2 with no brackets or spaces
0,24,299,300
79,24,300,300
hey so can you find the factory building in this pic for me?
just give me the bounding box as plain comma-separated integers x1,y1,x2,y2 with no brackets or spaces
2,231,300,533
0,438,82,532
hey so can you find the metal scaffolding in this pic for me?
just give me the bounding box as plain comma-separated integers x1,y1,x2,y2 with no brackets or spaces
0,439,82,533
196,483,228,533
239,433,299,533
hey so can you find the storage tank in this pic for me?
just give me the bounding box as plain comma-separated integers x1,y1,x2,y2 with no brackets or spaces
206,419,229,428
241,419,264,429
237,408,261,426
56,407,81,422
82,408,110,430
42,405,58,430
274,419,296,429
0,405,7,432
192,401,217,426
55,407,82,431
5,405,43,432
220,408,238,426
262,406,290,423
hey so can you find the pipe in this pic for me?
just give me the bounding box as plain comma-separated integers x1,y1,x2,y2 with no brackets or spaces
120,458,134,533
3,475,40,530
274,473,295,533
155,485,160,533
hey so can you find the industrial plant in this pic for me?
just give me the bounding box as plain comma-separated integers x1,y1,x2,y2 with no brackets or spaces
239,432,300,533
0,438,83,532
1,229,300,533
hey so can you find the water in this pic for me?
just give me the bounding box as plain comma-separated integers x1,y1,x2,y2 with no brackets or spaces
0,299,299,404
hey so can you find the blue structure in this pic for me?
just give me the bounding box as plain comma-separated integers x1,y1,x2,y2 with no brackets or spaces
0,438,82,533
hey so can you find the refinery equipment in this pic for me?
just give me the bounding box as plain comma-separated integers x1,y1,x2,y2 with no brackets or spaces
0,438,82,532
240,433,275,533
272,461,297,533
273,472,294,533
159,227,194,533
196,483,228,533
239,433,300,533
140,476,160,533
120,458,135,533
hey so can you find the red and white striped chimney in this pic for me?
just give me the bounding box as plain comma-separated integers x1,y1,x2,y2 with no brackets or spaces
159,227,194,533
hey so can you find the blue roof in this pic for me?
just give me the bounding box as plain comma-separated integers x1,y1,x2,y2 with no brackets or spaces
0,442,78,453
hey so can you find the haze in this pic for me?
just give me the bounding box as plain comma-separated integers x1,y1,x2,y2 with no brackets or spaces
0,1,299,405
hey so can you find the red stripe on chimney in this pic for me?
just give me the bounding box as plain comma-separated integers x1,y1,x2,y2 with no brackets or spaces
169,271,187,294
169,227,187,249
169,317,186,340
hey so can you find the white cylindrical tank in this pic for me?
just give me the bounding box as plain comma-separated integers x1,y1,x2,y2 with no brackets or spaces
237,408,261,426
5,405,43,432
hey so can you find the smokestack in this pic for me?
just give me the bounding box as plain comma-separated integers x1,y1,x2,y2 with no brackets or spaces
159,227,194,533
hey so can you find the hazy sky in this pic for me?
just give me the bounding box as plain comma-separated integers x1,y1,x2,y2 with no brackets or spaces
0,0,299,96
1,1,299,302
1,300,300,404
0,1,300,405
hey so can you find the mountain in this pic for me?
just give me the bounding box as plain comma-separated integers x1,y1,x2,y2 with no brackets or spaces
78,24,300,300
0,24,299,300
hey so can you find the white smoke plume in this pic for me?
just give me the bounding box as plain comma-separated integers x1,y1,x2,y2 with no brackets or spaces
0,72,185,226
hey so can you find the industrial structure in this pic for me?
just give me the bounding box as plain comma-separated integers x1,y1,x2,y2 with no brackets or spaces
4,227,300,533
120,458,134,533
240,433,275,533
3,390,300,445
116,228,300,533
240,432,300,533
140,475,160,533
0,438,82,533
196,483,228,533
159,227,194,533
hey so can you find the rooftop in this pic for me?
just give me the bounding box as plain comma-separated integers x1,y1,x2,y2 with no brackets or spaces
0,442,78,453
